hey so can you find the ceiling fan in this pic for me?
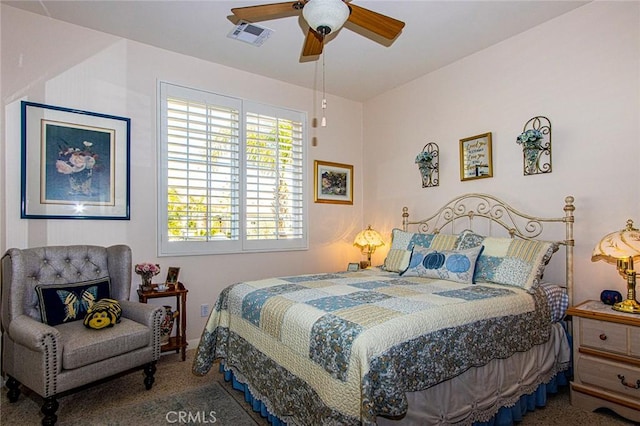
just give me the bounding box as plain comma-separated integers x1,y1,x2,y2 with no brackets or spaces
231,0,405,58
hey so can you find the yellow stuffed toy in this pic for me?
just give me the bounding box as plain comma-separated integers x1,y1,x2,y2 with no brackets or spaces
83,298,122,329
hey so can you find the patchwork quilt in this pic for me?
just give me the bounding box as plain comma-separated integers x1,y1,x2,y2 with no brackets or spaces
193,268,551,425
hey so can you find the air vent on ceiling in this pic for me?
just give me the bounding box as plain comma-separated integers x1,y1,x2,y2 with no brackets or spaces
227,21,273,46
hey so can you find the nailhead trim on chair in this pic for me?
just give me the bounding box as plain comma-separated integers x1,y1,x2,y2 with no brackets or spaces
41,332,58,398
152,308,163,360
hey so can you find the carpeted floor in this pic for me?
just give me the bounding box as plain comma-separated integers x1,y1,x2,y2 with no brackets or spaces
0,350,263,426
1,349,636,425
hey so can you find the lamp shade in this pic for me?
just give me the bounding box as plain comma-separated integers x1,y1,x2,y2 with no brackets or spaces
302,0,350,35
592,219,640,263
353,225,385,251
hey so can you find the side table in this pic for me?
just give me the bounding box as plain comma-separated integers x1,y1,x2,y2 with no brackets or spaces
137,282,188,361
566,300,640,422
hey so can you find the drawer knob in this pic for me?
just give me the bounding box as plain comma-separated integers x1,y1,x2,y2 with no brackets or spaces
599,333,607,341
617,374,640,390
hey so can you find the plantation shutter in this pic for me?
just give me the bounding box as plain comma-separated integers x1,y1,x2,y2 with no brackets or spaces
158,82,307,256
244,104,304,249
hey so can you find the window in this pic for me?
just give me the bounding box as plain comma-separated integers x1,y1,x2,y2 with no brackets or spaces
158,82,307,256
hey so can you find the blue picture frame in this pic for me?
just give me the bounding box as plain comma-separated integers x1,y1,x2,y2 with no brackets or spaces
21,101,130,219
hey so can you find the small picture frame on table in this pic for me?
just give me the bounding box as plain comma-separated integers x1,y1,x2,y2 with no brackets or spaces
165,267,180,286
347,262,360,272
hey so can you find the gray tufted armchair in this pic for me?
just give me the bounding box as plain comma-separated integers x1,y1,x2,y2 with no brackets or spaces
1,245,163,425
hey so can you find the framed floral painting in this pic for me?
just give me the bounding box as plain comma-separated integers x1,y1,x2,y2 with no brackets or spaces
314,160,353,205
21,101,130,219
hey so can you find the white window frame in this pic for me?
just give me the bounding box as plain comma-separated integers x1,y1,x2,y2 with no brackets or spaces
157,81,308,256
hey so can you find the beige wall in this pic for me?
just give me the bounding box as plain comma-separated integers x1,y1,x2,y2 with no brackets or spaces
1,5,364,341
362,2,640,304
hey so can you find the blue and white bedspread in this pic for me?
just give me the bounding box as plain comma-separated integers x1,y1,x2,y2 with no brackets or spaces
193,268,552,425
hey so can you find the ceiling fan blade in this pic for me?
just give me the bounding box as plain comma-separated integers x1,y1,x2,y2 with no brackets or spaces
231,1,304,22
347,3,405,40
302,29,323,57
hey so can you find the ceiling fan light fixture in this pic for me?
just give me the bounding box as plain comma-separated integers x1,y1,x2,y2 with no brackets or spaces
302,0,350,36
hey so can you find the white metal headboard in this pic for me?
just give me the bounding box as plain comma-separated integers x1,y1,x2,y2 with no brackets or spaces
401,193,575,305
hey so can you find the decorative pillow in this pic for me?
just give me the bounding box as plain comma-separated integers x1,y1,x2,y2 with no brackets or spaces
388,228,459,251
385,229,459,272
382,248,413,273
35,278,111,326
83,298,122,329
401,245,483,284
456,230,559,292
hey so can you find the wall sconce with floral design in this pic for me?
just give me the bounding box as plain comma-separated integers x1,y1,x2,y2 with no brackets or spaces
415,142,439,187
516,116,552,175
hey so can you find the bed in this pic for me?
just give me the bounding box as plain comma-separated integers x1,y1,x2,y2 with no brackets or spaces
193,193,575,425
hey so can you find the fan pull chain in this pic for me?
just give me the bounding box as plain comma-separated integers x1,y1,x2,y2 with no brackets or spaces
321,47,327,127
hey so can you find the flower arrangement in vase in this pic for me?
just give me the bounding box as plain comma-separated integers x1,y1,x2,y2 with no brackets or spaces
516,116,552,176
135,263,160,291
516,129,544,150
516,129,544,175
415,150,433,164
415,143,439,188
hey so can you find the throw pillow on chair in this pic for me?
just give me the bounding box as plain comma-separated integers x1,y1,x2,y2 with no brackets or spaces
83,298,122,329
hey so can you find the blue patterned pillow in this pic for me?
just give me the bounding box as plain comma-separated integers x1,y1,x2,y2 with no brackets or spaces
456,230,559,292
35,278,111,326
386,229,460,273
401,245,483,284
388,228,459,251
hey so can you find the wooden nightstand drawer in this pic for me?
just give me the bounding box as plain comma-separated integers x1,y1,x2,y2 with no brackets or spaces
576,353,640,400
631,327,640,357
581,318,628,355
568,300,640,422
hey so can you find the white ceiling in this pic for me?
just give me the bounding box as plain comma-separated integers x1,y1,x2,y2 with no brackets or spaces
4,0,589,102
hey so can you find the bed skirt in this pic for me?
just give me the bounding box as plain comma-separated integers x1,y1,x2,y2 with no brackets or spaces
221,322,571,426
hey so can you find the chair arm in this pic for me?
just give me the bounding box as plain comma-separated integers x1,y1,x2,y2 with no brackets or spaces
7,315,60,352
119,300,163,328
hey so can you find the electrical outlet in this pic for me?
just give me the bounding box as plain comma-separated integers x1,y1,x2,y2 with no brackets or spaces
200,304,209,317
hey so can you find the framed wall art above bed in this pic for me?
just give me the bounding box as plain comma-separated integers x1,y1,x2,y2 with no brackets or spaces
194,193,576,426
460,132,493,181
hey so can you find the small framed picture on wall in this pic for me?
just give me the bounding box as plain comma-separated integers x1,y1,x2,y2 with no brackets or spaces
459,132,493,181
314,160,354,205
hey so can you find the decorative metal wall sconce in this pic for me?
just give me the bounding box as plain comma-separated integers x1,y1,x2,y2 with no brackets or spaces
415,142,439,187
516,116,552,175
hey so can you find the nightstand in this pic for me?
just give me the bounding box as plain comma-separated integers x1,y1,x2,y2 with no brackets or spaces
566,300,640,422
137,282,188,361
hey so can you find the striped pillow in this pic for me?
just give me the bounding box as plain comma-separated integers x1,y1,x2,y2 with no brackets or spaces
456,230,559,292
383,248,413,273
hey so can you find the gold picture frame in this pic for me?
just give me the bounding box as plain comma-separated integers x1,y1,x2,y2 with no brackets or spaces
460,132,493,181
314,160,353,205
